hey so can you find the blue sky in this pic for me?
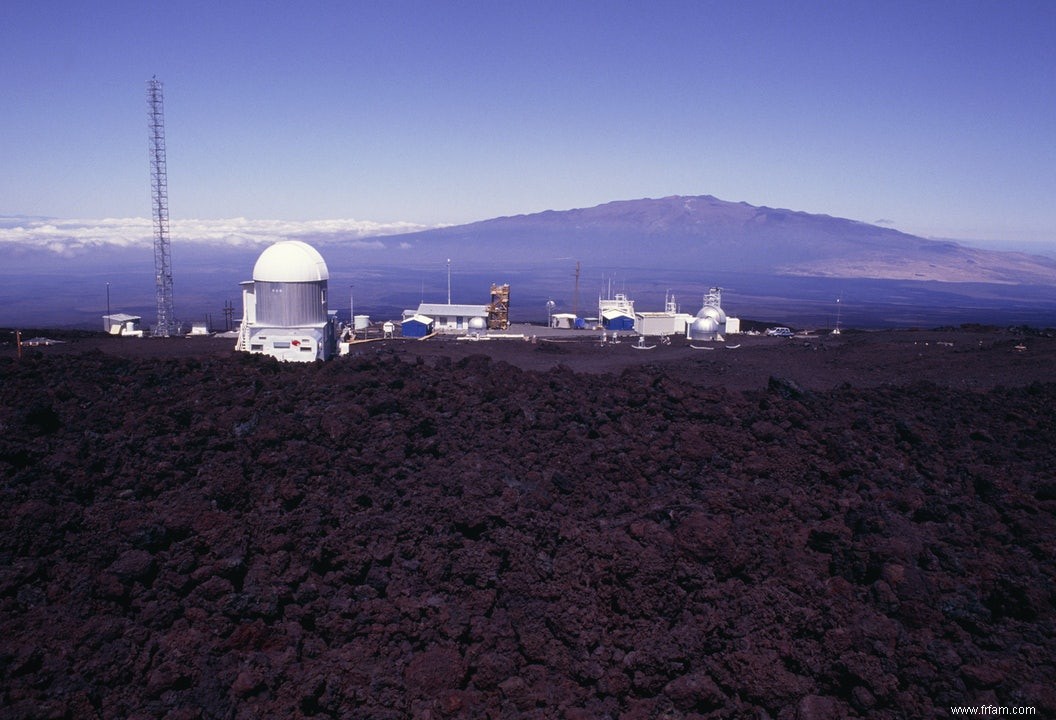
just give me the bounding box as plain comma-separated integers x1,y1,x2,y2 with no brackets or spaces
2,0,1054,248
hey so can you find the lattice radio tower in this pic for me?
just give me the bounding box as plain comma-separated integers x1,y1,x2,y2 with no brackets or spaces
148,76,177,337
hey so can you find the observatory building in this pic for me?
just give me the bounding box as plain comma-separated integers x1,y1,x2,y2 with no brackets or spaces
235,240,337,361
687,287,738,342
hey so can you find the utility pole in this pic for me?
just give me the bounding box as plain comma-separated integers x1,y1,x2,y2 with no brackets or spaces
573,261,580,318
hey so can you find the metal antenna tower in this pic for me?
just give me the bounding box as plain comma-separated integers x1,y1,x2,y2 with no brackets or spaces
148,76,177,337
704,286,723,309
573,261,580,318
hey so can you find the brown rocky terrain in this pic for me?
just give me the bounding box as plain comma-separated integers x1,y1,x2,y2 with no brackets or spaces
1,327,1054,718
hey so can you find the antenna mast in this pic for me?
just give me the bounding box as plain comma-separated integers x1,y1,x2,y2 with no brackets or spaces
573,261,580,318
148,76,177,337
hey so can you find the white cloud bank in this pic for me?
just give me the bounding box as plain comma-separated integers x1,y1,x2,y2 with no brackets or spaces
0,216,431,255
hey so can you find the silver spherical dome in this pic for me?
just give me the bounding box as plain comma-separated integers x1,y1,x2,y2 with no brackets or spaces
687,315,720,340
695,305,727,324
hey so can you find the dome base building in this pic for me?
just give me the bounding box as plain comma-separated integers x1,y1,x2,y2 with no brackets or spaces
236,241,337,362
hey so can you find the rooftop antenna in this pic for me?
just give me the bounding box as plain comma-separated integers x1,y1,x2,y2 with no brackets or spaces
147,76,177,337
446,258,451,304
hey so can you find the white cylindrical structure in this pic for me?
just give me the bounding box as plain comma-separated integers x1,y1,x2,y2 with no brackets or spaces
252,241,329,327
354,314,370,331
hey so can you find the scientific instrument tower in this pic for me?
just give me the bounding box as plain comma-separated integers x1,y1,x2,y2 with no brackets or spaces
148,76,177,336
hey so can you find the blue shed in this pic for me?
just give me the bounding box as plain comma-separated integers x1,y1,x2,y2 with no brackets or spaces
401,314,434,338
601,310,635,332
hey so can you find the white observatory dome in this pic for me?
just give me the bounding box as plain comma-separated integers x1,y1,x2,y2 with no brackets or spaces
468,316,487,332
253,240,330,283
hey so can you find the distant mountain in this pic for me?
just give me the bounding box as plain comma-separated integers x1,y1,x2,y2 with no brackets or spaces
4,196,1055,329
379,195,1056,285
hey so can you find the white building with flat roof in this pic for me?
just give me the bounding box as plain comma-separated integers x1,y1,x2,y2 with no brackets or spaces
405,303,489,334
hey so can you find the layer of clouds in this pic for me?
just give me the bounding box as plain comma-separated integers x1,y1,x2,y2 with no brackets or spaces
0,216,431,255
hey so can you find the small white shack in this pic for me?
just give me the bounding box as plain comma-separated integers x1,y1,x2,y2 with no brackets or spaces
102,313,144,337
635,293,693,336
550,313,578,329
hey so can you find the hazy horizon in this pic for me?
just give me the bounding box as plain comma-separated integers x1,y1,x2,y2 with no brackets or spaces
5,251,1056,333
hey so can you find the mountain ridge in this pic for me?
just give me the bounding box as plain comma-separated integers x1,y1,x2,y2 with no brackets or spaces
376,195,1056,285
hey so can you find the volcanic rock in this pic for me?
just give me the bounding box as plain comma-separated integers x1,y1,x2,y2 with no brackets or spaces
0,329,1053,718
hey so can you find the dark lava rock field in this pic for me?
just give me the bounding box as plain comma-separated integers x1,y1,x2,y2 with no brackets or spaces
1,329,1054,719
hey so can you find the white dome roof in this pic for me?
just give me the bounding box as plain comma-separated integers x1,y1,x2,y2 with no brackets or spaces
253,241,329,283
